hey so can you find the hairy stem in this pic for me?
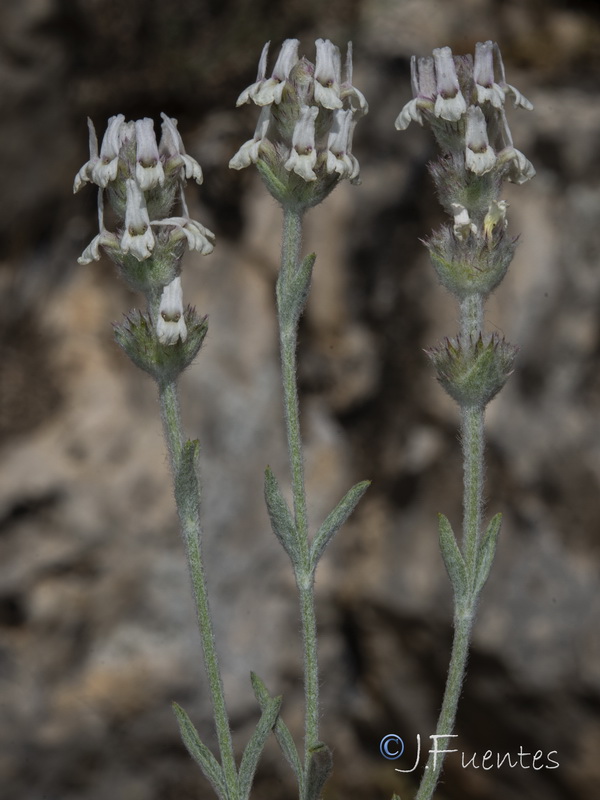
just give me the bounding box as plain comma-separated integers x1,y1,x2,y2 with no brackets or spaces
277,207,320,771
416,292,486,800
158,380,239,798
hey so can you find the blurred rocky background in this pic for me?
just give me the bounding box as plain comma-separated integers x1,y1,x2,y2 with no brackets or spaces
1,0,600,798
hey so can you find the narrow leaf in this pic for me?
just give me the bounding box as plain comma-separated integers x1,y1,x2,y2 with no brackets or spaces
438,513,468,597
238,694,282,799
172,703,227,800
310,480,370,572
251,672,304,791
305,742,333,800
474,512,502,595
264,467,301,565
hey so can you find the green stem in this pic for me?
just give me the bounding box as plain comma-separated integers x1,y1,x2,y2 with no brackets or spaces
461,404,485,579
277,207,320,772
416,293,486,800
158,380,239,799
414,612,473,800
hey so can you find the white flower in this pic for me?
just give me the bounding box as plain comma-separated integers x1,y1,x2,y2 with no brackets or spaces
135,118,165,191
156,277,187,345
497,146,536,184
236,41,270,105
432,47,467,122
120,179,155,260
159,114,204,184
494,109,536,184
74,118,100,193
451,203,477,241
474,41,507,109
154,216,215,255
465,106,496,175
284,105,319,182
77,229,120,264
395,56,436,130
490,41,533,110
91,114,125,187
314,39,342,110
238,39,299,107
340,42,368,117
229,106,271,170
326,109,359,182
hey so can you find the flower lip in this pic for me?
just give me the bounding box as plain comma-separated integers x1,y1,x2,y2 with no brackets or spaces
465,105,496,175
491,41,533,110
92,114,125,187
229,106,272,170
326,108,360,182
433,47,467,121
159,114,204,184
121,179,155,260
157,276,187,345
73,118,100,193
236,41,271,106
284,104,319,182
340,42,368,116
314,38,343,110
135,118,165,191
244,38,300,106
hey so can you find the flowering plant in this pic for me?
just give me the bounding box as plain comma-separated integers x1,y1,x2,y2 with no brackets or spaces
394,40,534,800
73,36,534,800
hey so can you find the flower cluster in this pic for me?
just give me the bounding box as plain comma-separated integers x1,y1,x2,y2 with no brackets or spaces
396,41,534,409
396,41,534,188
74,114,215,349
229,39,368,209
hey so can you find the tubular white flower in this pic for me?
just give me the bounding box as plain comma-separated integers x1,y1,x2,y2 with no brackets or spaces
492,42,533,110
451,203,477,241
284,105,319,182
121,179,155,260
154,216,215,255
433,47,467,122
91,114,125,187
236,41,270,106
494,108,536,183
497,146,536,184
465,106,496,175
314,39,343,110
473,41,506,109
253,39,299,106
340,42,369,116
326,109,359,181
156,276,187,345
77,230,120,264
395,55,436,130
74,118,99,193
159,114,204,184
135,118,165,191
229,106,271,170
